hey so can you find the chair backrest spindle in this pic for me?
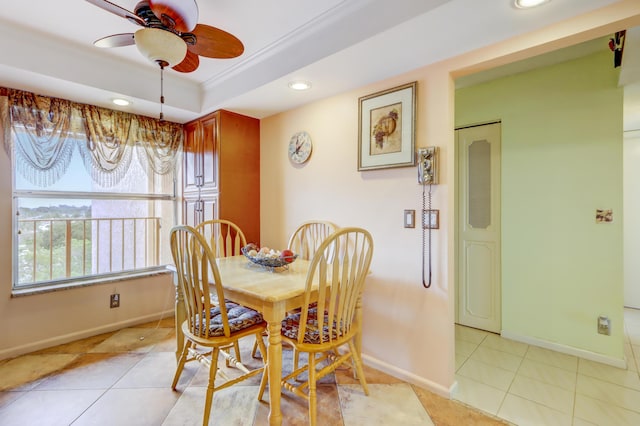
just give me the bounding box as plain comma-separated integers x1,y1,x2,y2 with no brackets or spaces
288,220,338,260
195,219,247,258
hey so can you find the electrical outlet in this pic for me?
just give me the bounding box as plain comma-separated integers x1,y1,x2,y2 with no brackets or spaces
110,293,120,309
597,315,610,335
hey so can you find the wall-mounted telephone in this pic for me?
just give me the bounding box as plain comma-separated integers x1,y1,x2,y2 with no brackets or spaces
417,147,438,185
417,147,439,288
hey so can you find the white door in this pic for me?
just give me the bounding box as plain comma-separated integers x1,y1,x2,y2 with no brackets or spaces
457,122,501,333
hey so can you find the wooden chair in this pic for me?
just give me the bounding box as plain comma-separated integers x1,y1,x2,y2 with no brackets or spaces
170,225,268,426
195,219,247,258
287,220,338,260
250,220,339,359
195,219,247,363
258,227,374,426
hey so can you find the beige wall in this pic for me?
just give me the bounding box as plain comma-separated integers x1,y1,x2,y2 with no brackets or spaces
260,1,640,395
261,71,455,393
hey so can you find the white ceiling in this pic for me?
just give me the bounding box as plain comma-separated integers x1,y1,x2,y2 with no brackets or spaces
0,0,633,125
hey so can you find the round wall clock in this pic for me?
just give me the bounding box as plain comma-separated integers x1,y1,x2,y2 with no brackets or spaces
288,131,313,164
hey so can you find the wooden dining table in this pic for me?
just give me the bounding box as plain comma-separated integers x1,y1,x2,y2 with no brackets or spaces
170,254,363,426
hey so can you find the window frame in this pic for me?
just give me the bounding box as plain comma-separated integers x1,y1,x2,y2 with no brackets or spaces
12,189,178,293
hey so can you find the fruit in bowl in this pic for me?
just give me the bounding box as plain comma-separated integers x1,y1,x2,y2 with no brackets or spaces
280,249,295,263
242,244,297,268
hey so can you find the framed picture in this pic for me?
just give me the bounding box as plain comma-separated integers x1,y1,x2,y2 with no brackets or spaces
358,81,416,171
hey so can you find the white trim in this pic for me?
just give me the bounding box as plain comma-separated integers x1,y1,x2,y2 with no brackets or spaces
0,309,174,361
501,329,627,369
362,353,454,399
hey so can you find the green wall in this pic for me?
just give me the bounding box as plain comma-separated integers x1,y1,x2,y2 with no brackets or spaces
455,50,624,360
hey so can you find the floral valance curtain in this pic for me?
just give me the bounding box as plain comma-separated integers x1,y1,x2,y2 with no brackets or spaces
1,87,183,187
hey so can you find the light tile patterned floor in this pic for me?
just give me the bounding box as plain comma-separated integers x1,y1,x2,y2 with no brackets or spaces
0,317,506,426
454,307,640,426
3,309,638,425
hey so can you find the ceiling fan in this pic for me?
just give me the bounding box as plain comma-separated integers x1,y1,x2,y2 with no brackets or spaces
86,0,244,73
86,0,244,120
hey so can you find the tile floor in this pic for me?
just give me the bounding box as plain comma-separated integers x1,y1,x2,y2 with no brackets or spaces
0,316,505,426
454,307,640,426
1,309,638,425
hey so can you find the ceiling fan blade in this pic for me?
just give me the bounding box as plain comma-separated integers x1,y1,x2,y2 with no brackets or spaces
149,0,198,33
172,50,200,73
85,0,145,26
188,24,244,59
94,33,135,48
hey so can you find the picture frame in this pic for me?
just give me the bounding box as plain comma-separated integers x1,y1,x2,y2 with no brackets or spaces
358,81,416,171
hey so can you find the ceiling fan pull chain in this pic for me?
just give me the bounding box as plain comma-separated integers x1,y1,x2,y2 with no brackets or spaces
159,61,165,121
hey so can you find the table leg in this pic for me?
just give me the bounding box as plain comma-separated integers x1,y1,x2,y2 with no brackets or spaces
266,310,284,425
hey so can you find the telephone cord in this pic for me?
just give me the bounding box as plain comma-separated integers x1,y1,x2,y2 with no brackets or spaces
422,181,432,289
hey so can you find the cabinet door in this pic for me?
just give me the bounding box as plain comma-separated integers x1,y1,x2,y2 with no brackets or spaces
183,120,201,193
201,196,219,223
200,113,218,191
183,196,219,227
183,197,199,228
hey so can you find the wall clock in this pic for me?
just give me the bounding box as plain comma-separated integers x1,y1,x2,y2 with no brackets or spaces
288,131,313,164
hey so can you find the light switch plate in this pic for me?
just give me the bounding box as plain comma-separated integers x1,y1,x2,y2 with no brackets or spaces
404,210,415,228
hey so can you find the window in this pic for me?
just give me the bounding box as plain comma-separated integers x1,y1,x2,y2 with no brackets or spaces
5,89,182,290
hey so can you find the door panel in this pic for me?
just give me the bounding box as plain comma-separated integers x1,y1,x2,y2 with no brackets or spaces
201,114,218,191
457,122,501,333
464,241,497,321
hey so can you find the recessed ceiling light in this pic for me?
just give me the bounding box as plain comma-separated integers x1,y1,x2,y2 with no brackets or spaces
112,98,131,106
514,0,550,9
288,81,312,91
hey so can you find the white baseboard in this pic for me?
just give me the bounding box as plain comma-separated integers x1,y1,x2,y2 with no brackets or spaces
501,329,627,369
362,353,455,399
0,309,175,361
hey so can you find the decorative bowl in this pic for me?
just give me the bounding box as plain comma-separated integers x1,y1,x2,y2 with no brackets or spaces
241,246,297,269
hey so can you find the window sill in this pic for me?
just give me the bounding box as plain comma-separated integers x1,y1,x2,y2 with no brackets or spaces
11,269,173,298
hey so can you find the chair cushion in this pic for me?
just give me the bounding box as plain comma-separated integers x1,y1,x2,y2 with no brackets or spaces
198,301,264,337
281,308,339,344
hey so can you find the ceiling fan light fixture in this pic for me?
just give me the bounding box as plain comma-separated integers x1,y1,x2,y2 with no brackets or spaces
513,0,550,9
135,28,187,66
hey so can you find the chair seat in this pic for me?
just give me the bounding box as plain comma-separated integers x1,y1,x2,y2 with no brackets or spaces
196,301,264,337
281,308,340,344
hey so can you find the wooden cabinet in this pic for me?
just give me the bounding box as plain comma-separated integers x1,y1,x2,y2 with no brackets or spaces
183,110,260,244
184,114,218,193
